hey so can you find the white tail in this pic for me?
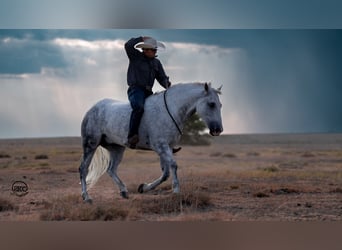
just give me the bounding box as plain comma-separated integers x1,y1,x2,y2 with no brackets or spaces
86,146,110,189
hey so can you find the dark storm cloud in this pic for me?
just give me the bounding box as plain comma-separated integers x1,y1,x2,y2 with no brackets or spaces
216,30,342,133
0,31,67,74
0,29,127,75
0,30,193,75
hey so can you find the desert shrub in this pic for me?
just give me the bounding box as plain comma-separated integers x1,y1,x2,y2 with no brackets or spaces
210,152,222,157
35,154,49,160
223,153,237,158
247,152,260,156
0,198,16,212
301,152,315,157
330,187,342,193
271,188,300,195
263,165,279,172
253,192,270,198
39,163,49,167
0,153,11,158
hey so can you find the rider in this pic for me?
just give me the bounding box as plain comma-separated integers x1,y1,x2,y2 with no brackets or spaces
125,36,171,149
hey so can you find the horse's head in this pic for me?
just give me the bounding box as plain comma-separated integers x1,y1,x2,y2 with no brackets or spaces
196,83,223,136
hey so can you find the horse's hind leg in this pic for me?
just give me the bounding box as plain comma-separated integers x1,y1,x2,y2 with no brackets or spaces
79,141,98,203
105,145,128,199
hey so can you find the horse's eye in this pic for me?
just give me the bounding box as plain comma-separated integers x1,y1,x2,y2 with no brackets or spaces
208,102,216,108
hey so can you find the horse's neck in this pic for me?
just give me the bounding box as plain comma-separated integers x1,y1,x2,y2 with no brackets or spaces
167,84,203,124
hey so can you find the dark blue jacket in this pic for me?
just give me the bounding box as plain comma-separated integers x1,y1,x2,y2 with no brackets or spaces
125,37,169,90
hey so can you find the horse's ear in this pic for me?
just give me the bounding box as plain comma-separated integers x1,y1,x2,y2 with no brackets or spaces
216,85,223,94
204,82,209,92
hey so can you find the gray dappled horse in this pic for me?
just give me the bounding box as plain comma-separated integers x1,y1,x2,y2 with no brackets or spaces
79,82,223,203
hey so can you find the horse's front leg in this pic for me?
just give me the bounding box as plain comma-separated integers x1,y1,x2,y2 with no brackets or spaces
138,144,180,194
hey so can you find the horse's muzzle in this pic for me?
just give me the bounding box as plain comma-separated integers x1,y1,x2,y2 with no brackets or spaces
209,122,223,136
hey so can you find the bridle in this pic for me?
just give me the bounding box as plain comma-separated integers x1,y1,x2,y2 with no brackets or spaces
163,89,183,135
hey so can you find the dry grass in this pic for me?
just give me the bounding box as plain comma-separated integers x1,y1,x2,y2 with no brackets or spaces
134,191,211,215
1,134,342,221
39,180,212,221
40,195,130,221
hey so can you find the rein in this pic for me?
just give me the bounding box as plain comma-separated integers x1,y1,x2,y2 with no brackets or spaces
163,89,183,135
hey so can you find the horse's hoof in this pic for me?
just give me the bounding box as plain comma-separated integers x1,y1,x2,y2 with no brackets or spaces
172,147,182,154
138,184,145,193
83,198,93,204
82,193,93,204
120,191,129,199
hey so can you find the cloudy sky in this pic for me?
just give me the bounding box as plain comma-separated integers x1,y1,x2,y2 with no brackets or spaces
0,29,342,138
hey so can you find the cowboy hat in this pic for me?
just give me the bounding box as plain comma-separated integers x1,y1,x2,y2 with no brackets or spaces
134,37,165,50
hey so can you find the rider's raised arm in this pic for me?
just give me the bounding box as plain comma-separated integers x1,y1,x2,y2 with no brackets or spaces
124,37,143,60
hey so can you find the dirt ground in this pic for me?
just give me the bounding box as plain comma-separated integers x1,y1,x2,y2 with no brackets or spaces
0,133,341,221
